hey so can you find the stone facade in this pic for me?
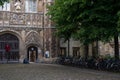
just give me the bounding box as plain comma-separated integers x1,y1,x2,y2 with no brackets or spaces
0,0,59,63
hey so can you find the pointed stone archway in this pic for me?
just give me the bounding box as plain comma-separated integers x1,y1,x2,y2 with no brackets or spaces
0,33,19,62
25,31,43,62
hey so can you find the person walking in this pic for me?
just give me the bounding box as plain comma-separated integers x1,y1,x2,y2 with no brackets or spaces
5,44,11,63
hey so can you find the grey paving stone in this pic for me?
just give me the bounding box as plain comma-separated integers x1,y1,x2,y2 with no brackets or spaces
0,63,120,80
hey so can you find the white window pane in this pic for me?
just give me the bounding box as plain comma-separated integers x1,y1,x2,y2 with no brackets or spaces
32,0,37,12
29,1,32,12
25,0,37,13
7,3,10,11
0,2,10,11
25,0,29,12
0,6,3,11
3,3,6,10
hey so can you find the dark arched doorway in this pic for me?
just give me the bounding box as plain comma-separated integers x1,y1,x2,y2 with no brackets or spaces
27,46,38,62
0,33,19,62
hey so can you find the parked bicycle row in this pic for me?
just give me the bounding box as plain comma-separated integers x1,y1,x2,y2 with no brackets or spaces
55,56,120,72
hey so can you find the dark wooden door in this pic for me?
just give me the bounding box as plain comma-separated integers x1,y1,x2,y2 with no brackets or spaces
0,33,19,62
27,46,38,62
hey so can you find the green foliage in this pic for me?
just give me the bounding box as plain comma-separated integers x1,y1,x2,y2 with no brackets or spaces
74,0,120,45
48,0,120,44
117,11,120,32
0,0,9,6
48,0,83,41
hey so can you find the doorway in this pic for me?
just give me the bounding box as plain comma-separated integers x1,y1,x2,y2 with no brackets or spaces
27,46,38,62
0,33,19,62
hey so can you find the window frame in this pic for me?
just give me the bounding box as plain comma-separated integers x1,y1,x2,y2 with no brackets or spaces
25,0,37,13
0,2,10,11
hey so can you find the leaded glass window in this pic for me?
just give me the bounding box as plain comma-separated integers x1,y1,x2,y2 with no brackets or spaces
0,2,10,11
25,0,37,13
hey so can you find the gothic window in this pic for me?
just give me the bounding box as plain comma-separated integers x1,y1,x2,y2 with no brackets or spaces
25,0,37,13
0,2,10,11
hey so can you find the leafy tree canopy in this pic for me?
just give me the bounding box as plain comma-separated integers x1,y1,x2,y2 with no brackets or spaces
48,0,120,45
73,0,120,44
48,0,80,41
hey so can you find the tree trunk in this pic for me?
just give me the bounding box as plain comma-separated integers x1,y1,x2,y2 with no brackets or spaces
68,39,70,57
92,42,95,58
114,33,119,60
96,41,99,57
92,41,98,58
84,44,89,60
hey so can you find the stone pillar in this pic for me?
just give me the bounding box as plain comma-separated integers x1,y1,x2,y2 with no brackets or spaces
19,30,26,63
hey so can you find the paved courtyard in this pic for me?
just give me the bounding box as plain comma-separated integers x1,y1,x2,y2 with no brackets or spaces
0,63,120,80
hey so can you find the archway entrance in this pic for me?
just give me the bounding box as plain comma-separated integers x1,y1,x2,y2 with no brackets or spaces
27,46,38,62
0,33,19,62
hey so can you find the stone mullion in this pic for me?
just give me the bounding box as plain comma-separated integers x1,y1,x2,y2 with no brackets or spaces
0,12,4,27
49,28,52,58
31,14,33,26
8,12,10,27
50,29,55,57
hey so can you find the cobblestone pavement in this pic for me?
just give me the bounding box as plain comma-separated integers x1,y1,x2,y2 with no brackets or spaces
0,63,120,80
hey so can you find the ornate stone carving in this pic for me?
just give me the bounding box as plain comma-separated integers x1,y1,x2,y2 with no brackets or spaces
0,11,43,27
25,31,42,47
14,0,21,12
10,12,25,25
12,0,23,12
